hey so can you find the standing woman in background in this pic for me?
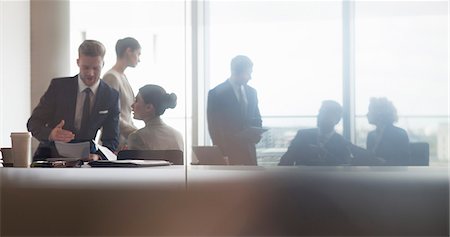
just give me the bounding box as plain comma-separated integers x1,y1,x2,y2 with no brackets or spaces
128,84,184,151
103,37,141,150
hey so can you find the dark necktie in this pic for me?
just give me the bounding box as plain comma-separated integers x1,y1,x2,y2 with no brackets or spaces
238,86,247,117
79,88,92,137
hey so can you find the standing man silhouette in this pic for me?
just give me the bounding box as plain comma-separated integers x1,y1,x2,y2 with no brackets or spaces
207,55,263,165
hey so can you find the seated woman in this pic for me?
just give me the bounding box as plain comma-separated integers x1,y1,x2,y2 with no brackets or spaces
127,84,184,151
365,97,410,165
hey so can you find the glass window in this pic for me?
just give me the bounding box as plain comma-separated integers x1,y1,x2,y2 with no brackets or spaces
354,1,449,164
68,0,448,167
207,1,343,165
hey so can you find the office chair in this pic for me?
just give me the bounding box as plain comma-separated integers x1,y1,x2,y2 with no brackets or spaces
409,142,429,166
117,150,184,165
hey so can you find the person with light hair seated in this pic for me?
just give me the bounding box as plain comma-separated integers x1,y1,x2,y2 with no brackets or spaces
364,97,410,165
127,84,184,151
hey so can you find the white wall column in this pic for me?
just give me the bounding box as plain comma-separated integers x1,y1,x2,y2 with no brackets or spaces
30,0,70,151
31,0,70,110
0,0,30,147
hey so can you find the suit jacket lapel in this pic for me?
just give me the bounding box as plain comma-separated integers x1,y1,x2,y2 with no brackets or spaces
65,76,78,132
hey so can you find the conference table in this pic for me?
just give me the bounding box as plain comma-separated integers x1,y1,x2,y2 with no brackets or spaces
1,165,448,236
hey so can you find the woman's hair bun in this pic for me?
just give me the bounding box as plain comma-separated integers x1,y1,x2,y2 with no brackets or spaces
166,93,177,109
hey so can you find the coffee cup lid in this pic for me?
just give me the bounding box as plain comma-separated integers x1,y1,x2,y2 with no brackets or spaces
10,132,31,135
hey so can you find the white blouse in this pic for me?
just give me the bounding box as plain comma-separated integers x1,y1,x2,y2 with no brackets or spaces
102,69,137,148
128,117,184,152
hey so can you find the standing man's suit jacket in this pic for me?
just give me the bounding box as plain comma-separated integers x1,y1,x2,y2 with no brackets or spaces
207,80,262,165
27,76,120,160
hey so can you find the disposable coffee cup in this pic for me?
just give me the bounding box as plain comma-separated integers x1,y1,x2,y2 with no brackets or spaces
10,132,32,168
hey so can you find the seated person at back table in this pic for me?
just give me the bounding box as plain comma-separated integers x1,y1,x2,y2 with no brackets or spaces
127,84,184,151
363,97,410,165
278,100,351,166
27,40,120,161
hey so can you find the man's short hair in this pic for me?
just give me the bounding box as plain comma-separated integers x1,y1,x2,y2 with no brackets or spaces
116,37,141,58
78,40,106,58
230,55,253,75
320,100,343,120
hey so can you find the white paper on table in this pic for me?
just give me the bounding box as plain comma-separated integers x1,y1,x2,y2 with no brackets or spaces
95,142,117,161
54,141,90,158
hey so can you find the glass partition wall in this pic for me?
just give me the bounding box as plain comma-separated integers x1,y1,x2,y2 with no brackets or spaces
70,0,448,167
70,1,190,166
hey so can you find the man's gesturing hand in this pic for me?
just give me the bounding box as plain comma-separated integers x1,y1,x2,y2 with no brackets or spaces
48,120,75,142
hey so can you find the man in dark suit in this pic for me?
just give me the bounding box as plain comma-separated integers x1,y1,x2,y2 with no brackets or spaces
279,100,351,166
27,40,120,161
207,55,263,165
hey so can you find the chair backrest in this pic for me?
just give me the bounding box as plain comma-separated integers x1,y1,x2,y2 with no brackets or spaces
409,142,429,166
117,150,183,165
